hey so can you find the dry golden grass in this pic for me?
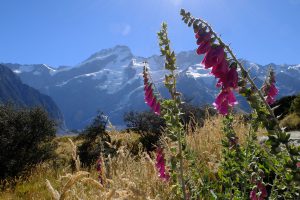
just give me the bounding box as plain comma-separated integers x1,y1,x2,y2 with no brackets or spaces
0,116,265,200
186,115,265,170
44,138,174,200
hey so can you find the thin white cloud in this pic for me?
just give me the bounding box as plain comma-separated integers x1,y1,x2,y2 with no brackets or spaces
109,23,131,36
121,24,131,36
168,0,183,6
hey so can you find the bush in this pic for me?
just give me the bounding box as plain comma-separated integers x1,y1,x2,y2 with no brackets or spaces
78,112,114,167
180,103,216,132
0,104,56,180
124,105,216,151
124,111,165,151
124,111,165,135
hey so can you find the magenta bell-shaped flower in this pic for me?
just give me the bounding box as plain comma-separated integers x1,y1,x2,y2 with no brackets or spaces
262,68,279,105
217,65,238,89
155,148,170,181
197,40,211,55
154,102,161,115
265,84,278,104
143,66,161,116
213,89,238,115
202,46,225,68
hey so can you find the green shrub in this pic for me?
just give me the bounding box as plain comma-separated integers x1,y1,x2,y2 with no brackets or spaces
124,105,215,151
0,104,56,180
180,103,216,131
124,111,165,151
77,112,114,167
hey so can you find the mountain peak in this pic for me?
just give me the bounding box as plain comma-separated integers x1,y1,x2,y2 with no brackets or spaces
84,45,133,63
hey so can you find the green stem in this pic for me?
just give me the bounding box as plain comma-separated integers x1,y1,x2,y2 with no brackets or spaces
178,132,187,200
158,23,187,199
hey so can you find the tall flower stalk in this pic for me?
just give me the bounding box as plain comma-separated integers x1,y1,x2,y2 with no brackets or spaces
180,9,299,182
194,22,239,115
157,23,187,200
141,25,187,199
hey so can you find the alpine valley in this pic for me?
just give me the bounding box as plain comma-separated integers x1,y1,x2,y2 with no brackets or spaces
0,64,64,126
2,45,300,130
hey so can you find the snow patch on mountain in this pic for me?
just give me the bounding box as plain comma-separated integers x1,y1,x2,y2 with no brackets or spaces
184,64,215,86
288,64,300,70
78,45,133,68
13,70,21,74
18,65,35,73
3,45,300,130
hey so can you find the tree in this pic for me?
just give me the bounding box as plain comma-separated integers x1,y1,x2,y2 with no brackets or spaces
0,104,56,179
124,111,165,151
78,111,113,167
124,111,165,135
180,103,216,132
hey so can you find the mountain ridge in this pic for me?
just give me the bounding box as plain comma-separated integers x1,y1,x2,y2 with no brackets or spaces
2,45,300,130
0,64,65,128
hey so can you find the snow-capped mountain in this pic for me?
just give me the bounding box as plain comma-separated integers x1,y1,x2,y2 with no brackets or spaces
2,45,300,130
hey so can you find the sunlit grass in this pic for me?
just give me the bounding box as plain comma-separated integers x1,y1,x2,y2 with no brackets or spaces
0,116,265,199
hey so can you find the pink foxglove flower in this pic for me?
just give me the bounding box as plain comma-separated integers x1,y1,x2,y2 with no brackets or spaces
195,29,212,54
147,96,156,108
250,183,267,200
143,66,161,115
213,89,237,115
250,171,267,200
145,85,153,100
296,162,300,168
155,148,170,181
257,182,267,198
193,28,239,115
197,40,211,55
226,66,238,89
217,66,238,89
262,68,278,105
211,59,229,79
265,84,278,104
154,102,161,115
250,190,258,200
202,46,225,68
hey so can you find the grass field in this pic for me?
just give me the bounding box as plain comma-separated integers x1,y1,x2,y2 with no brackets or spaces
0,115,265,200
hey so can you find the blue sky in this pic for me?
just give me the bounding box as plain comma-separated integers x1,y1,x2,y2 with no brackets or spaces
0,0,299,67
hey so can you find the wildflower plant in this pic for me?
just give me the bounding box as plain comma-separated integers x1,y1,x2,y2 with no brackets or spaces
142,8,299,199
142,23,188,199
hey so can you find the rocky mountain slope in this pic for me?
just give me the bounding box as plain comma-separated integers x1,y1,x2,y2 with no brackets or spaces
0,64,64,127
